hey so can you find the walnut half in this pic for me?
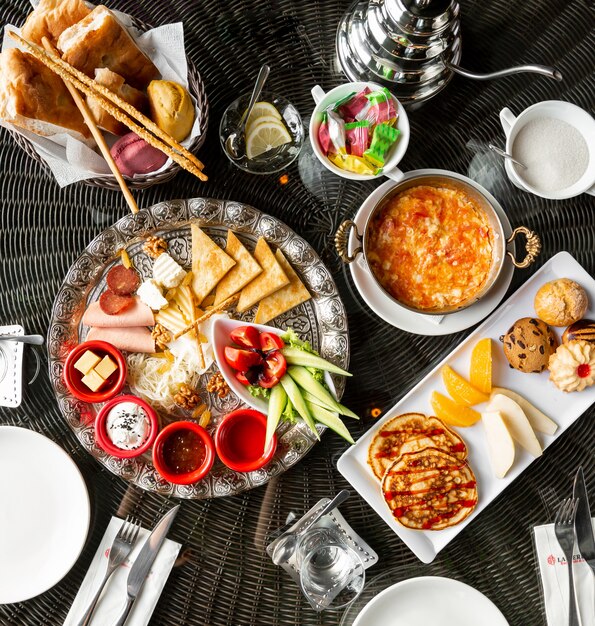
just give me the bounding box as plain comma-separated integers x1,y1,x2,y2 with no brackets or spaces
151,324,171,350
174,383,201,410
206,372,230,398
143,235,168,258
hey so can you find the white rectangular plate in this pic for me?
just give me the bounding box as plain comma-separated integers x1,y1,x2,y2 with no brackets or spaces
337,252,595,563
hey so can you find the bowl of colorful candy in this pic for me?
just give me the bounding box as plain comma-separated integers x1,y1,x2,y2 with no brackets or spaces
309,81,409,180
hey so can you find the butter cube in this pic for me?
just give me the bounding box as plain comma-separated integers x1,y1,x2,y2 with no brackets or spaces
94,355,117,380
81,369,106,392
74,350,101,375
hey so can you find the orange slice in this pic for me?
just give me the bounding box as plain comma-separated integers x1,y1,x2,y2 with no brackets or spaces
431,391,481,427
470,338,492,394
442,365,489,406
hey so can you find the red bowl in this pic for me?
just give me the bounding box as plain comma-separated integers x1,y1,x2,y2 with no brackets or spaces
215,409,277,473
64,340,127,403
152,421,215,485
95,395,158,459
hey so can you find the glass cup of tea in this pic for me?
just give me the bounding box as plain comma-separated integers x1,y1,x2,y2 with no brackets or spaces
296,527,365,611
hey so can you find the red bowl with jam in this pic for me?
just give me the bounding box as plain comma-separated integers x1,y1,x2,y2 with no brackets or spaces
152,421,215,484
64,340,127,403
95,395,158,459
215,409,277,473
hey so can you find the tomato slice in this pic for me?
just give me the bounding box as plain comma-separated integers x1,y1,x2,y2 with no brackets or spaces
262,350,287,381
224,347,263,371
235,371,251,385
259,373,280,389
230,325,261,350
260,332,285,352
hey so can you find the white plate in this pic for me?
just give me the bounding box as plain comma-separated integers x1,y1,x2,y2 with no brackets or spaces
0,426,90,604
338,251,595,562
348,173,515,335
352,576,509,626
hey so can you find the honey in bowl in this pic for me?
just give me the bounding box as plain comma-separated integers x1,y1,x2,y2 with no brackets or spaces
162,429,206,475
366,185,494,311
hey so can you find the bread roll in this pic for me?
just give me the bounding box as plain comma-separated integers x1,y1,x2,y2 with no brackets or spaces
87,68,148,135
147,80,195,142
21,0,91,45
534,278,588,327
57,6,159,90
0,48,89,139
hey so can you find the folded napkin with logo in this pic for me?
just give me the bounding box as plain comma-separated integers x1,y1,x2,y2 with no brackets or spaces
533,519,595,626
64,516,181,626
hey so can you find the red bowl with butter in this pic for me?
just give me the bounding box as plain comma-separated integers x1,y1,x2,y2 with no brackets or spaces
95,395,158,459
152,421,215,484
64,340,127,403
215,409,277,473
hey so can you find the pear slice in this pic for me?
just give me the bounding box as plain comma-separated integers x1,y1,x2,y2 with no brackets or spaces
491,387,558,435
486,394,542,458
482,410,515,478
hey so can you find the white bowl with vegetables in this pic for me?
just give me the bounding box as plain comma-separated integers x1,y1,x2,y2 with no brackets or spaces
211,318,358,448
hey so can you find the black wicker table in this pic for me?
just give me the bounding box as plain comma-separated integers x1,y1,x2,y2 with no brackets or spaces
1,0,593,624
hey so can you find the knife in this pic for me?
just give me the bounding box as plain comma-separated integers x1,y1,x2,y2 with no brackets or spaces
573,466,595,574
114,505,180,626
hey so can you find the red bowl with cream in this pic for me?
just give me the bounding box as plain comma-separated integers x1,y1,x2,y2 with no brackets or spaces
64,340,127,403
95,395,158,459
215,409,277,473
152,421,215,484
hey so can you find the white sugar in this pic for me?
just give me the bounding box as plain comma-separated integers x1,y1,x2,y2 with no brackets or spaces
511,117,589,193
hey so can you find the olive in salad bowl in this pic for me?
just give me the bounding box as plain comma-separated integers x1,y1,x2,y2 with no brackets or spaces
95,394,158,459
211,317,357,446
152,421,215,485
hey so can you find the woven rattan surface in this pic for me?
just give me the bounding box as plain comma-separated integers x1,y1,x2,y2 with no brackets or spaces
0,0,593,624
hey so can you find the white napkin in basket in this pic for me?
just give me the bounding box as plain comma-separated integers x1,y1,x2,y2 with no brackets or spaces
534,520,595,626
63,516,181,626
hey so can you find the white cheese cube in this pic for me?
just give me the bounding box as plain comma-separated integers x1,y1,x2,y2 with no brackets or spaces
94,355,118,380
137,279,168,311
81,369,106,392
74,350,101,375
153,253,186,289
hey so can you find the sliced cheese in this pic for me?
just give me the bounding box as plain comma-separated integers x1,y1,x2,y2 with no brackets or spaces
491,387,558,435
486,394,542,458
481,410,515,479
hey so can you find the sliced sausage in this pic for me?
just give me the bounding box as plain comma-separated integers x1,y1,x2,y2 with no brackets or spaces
106,265,140,296
99,290,135,315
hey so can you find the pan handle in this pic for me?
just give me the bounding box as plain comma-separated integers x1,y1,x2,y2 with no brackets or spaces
335,220,363,264
506,226,541,268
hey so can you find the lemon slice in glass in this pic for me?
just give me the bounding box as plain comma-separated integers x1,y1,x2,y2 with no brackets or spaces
246,120,292,159
246,114,283,137
249,101,282,121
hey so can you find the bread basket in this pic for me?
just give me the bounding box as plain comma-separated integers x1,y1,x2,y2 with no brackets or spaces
7,16,209,190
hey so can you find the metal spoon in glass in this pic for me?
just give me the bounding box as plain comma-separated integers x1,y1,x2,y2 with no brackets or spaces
488,143,527,169
224,64,270,161
271,489,350,565
0,334,44,345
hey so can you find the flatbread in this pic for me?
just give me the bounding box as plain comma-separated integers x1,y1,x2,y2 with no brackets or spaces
368,413,467,480
21,0,91,45
236,238,289,313
254,250,311,324
214,231,262,305
382,448,477,531
190,224,236,305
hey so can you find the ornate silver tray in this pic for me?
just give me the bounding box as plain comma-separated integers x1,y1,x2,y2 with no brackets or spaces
48,198,349,499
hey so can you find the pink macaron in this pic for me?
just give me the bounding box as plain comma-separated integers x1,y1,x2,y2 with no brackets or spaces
110,132,168,177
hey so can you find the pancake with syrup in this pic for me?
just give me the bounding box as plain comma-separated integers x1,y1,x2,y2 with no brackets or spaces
368,413,467,480
382,448,478,531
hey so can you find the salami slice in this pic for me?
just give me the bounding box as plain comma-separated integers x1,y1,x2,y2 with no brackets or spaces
99,290,135,315
106,265,140,296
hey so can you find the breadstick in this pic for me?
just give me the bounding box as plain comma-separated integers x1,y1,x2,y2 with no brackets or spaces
174,294,240,339
10,32,207,181
41,38,140,214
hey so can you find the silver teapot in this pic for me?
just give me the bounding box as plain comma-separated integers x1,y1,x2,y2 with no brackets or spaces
336,0,562,105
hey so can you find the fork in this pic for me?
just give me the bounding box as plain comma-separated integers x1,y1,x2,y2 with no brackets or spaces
76,516,141,626
554,498,580,626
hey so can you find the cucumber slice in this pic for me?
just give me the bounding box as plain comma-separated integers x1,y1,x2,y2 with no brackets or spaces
306,401,355,444
266,384,287,449
281,347,352,376
302,389,360,420
288,366,346,414
280,374,319,439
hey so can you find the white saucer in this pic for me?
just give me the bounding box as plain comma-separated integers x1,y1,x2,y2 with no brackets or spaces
352,576,509,626
0,426,90,604
348,175,515,335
